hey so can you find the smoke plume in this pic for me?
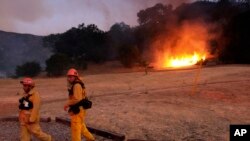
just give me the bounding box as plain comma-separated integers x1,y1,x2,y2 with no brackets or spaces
0,0,193,35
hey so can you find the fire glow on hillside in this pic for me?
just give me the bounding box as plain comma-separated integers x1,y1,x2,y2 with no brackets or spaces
152,22,210,68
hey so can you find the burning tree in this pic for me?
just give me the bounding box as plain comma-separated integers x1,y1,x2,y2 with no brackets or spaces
42,1,250,71
151,21,210,68
136,1,250,68
136,3,213,69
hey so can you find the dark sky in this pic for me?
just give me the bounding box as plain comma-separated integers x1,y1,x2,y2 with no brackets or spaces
0,0,193,35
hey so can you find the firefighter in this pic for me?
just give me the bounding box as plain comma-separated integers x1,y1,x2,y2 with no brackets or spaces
64,68,95,141
18,77,52,141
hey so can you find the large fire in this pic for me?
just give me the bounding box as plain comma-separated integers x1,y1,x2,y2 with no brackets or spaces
163,52,206,68
152,22,210,69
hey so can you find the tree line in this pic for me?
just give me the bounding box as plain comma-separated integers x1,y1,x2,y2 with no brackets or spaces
16,0,250,77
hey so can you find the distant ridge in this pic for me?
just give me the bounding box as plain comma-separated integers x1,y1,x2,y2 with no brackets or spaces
0,30,52,77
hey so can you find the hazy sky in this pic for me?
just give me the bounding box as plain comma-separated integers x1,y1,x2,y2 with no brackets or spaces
0,0,192,36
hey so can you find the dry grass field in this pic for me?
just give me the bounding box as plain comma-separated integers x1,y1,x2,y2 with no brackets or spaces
0,64,250,140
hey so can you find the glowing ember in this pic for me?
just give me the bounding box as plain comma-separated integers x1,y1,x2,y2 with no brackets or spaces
164,52,206,68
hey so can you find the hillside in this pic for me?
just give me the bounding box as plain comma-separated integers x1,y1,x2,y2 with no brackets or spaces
0,30,51,77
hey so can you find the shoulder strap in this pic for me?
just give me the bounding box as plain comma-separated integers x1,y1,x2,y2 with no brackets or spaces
22,94,32,100
72,81,85,89
26,94,32,99
68,81,85,96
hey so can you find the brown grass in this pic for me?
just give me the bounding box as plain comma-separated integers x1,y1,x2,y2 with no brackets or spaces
0,64,250,140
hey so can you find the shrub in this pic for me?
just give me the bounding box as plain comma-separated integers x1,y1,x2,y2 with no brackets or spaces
15,61,41,77
46,53,70,76
119,44,140,68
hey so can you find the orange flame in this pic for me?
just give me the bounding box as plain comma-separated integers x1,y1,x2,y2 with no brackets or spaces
152,22,210,69
164,52,206,68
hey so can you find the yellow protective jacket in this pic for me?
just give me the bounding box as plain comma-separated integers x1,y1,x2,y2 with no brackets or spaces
19,88,41,123
66,82,86,108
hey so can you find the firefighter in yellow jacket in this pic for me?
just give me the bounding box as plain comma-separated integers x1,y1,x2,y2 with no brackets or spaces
64,68,95,141
18,77,52,141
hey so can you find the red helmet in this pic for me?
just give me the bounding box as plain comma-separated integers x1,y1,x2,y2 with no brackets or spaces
67,68,79,77
20,77,35,86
